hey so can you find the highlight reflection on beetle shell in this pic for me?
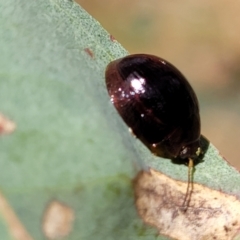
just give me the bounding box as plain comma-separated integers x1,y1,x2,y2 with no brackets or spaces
105,54,201,160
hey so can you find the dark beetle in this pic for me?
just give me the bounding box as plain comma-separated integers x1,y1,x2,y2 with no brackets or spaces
105,54,201,161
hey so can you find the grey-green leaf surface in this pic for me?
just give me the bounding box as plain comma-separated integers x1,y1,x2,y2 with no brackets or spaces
0,0,239,240
0,216,12,240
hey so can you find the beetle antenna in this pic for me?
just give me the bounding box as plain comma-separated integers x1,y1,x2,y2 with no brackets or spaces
182,158,194,211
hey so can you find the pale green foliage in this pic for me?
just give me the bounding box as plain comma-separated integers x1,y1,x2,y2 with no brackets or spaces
0,0,239,240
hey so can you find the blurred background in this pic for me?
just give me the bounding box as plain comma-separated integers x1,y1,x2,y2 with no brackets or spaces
78,0,240,169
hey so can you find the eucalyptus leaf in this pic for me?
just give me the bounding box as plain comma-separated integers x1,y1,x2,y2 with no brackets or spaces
0,0,239,240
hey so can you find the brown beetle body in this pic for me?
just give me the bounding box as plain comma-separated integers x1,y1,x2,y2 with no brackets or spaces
105,54,201,161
